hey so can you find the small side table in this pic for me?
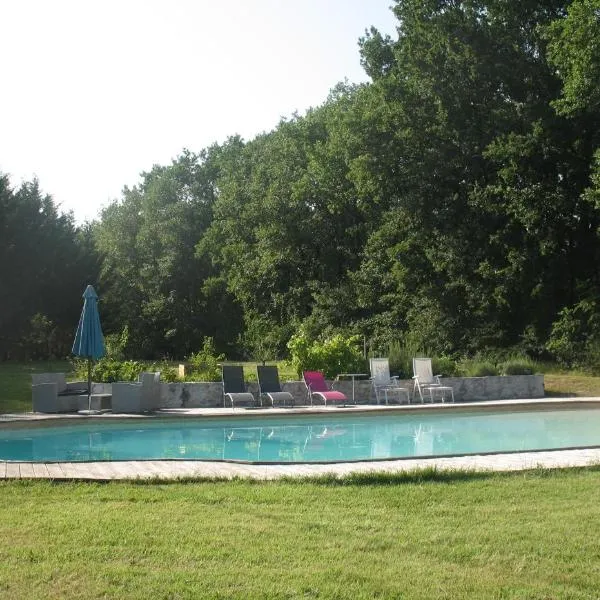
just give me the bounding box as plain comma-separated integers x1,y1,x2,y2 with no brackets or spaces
336,374,368,405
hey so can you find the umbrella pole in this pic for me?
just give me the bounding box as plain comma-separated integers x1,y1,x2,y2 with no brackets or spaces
88,358,92,412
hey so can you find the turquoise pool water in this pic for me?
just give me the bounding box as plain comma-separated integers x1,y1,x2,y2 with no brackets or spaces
1,408,599,463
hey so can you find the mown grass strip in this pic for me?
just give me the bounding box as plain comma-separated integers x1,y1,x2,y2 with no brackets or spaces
1,467,600,599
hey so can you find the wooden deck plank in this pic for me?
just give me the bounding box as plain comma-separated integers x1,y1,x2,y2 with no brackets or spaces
105,461,146,479
176,462,210,478
58,462,102,479
31,463,50,478
217,463,263,479
83,461,120,479
141,461,172,477
135,460,188,478
138,461,177,478
18,463,35,478
5,462,20,478
181,461,216,477
78,461,115,479
126,461,164,479
53,462,76,478
45,463,67,479
162,460,193,474
185,461,222,477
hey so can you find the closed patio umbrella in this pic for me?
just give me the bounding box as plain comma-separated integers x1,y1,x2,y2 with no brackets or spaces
72,285,106,412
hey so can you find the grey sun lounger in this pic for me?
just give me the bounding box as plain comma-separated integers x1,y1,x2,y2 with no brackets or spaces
257,365,294,407
222,365,255,408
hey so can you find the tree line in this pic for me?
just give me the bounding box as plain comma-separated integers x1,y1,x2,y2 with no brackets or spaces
2,0,599,367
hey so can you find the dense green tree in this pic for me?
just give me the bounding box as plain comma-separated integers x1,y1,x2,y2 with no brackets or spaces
0,174,99,359
351,0,600,355
198,93,376,353
96,150,242,358
547,0,600,115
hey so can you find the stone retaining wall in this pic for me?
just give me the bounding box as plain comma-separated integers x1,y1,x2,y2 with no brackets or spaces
148,375,544,408
441,375,545,402
91,375,544,408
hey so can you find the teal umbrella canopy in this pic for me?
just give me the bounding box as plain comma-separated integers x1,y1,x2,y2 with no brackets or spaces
72,285,106,413
72,285,106,360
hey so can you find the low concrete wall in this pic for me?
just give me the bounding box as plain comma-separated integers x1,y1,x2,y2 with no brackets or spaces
147,375,544,408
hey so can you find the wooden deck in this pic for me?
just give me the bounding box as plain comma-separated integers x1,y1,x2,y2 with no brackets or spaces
2,448,600,481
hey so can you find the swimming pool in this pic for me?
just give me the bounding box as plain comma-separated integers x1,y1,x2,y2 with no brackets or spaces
2,406,600,463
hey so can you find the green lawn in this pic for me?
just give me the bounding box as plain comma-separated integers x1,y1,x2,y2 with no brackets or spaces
229,360,298,383
0,469,599,598
543,372,600,397
0,361,73,413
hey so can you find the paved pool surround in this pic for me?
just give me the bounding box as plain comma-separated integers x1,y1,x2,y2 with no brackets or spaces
116,374,545,408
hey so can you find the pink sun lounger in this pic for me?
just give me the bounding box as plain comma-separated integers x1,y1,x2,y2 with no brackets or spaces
302,370,347,406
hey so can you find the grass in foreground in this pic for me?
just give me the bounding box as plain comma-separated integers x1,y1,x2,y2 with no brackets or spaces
1,468,600,599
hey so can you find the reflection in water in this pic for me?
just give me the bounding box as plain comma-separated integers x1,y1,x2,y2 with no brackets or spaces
2,408,600,462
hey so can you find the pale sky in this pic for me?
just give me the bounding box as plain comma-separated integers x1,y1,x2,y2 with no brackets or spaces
1,0,397,223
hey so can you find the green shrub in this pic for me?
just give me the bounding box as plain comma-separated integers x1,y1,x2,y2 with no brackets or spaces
187,337,224,382
459,360,499,377
149,362,178,383
387,338,424,378
432,356,460,377
244,370,258,383
86,358,145,382
499,357,536,375
287,328,366,379
546,300,600,367
383,336,458,379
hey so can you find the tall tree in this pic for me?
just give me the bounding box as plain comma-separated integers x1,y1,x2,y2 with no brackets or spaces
352,0,599,354
96,150,242,358
0,174,100,359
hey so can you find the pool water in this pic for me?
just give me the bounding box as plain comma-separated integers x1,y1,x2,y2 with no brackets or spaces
1,408,599,463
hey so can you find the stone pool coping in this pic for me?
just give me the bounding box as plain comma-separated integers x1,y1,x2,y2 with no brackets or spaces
2,397,600,480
